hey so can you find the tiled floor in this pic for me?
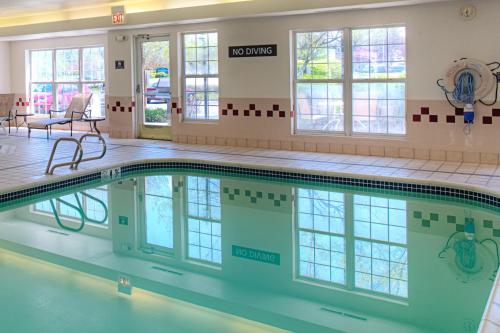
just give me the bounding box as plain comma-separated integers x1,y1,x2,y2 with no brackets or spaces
0,129,499,197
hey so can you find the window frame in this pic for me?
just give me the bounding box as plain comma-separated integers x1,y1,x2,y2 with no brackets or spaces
293,188,409,301
29,45,106,116
292,25,407,137
184,176,222,267
181,31,220,122
292,28,349,135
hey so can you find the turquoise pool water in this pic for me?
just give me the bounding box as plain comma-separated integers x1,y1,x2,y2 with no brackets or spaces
0,170,498,333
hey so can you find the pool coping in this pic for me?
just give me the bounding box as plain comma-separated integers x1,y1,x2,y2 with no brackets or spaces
1,157,500,206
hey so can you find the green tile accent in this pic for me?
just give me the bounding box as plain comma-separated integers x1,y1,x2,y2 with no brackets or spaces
483,220,493,228
251,197,257,204
229,194,235,200
422,219,430,227
413,211,422,219
268,193,275,200
456,224,465,232
274,200,281,207
493,229,500,237
430,213,439,221
256,192,263,198
244,190,251,197
280,194,287,201
447,215,456,224
234,189,240,195
223,187,229,194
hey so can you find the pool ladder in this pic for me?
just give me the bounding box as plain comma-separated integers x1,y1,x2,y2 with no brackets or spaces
45,134,107,175
49,191,109,232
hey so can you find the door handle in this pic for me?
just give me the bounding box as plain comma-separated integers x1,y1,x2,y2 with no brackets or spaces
136,84,141,94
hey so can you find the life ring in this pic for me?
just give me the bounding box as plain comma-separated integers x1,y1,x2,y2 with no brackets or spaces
442,58,496,100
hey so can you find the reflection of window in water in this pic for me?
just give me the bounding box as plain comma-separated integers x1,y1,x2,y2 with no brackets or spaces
297,188,346,285
186,176,222,265
353,195,408,298
34,186,109,225
144,176,174,249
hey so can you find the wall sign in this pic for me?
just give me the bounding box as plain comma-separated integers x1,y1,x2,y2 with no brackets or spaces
229,44,277,58
115,60,125,70
111,5,126,25
232,245,280,265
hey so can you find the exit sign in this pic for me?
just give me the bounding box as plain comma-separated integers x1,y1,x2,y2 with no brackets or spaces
111,6,126,25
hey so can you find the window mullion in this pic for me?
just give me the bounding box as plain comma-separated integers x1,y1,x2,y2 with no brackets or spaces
344,27,353,137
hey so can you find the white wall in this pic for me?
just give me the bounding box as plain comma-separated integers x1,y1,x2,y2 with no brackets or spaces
0,41,11,93
106,0,500,101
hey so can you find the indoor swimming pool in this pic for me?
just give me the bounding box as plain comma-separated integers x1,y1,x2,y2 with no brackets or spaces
0,168,498,333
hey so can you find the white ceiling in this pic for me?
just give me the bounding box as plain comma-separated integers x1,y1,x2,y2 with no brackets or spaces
0,0,116,16
0,0,446,17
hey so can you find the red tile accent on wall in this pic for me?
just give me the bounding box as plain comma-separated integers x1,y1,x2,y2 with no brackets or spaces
493,109,500,117
429,115,438,122
413,114,421,122
455,108,464,116
220,103,291,118
421,107,430,115
483,116,493,124
109,100,134,113
446,115,456,123
15,97,29,107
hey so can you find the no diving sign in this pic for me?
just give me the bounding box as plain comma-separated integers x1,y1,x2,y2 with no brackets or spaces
229,44,277,58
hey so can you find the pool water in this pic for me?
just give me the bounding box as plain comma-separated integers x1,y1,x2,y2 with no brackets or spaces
0,171,498,333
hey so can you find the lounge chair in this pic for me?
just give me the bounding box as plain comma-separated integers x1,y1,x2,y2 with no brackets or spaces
0,94,15,135
28,93,92,139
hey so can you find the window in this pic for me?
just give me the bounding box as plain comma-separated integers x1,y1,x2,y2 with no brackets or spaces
294,26,406,135
294,189,408,300
295,31,344,132
186,176,222,265
353,195,408,298
352,27,406,134
143,176,174,251
297,188,346,285
34,186,109,225
183,32,219,120
30,46,105,116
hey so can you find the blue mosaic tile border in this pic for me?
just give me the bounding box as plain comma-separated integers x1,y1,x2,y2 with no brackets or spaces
0,161,498,209
122,162,500,208
0,173,101,205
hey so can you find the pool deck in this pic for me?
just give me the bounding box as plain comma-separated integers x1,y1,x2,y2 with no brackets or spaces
0,129,499,332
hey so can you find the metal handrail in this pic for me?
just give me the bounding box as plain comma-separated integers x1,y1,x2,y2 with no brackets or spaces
80,191,109,224
49,190,109,232
45,138,83,175
45,134,107,175
50,197,85,232
71,133,107,170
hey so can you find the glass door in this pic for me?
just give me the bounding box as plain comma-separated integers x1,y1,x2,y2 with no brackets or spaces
135,35,171,140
